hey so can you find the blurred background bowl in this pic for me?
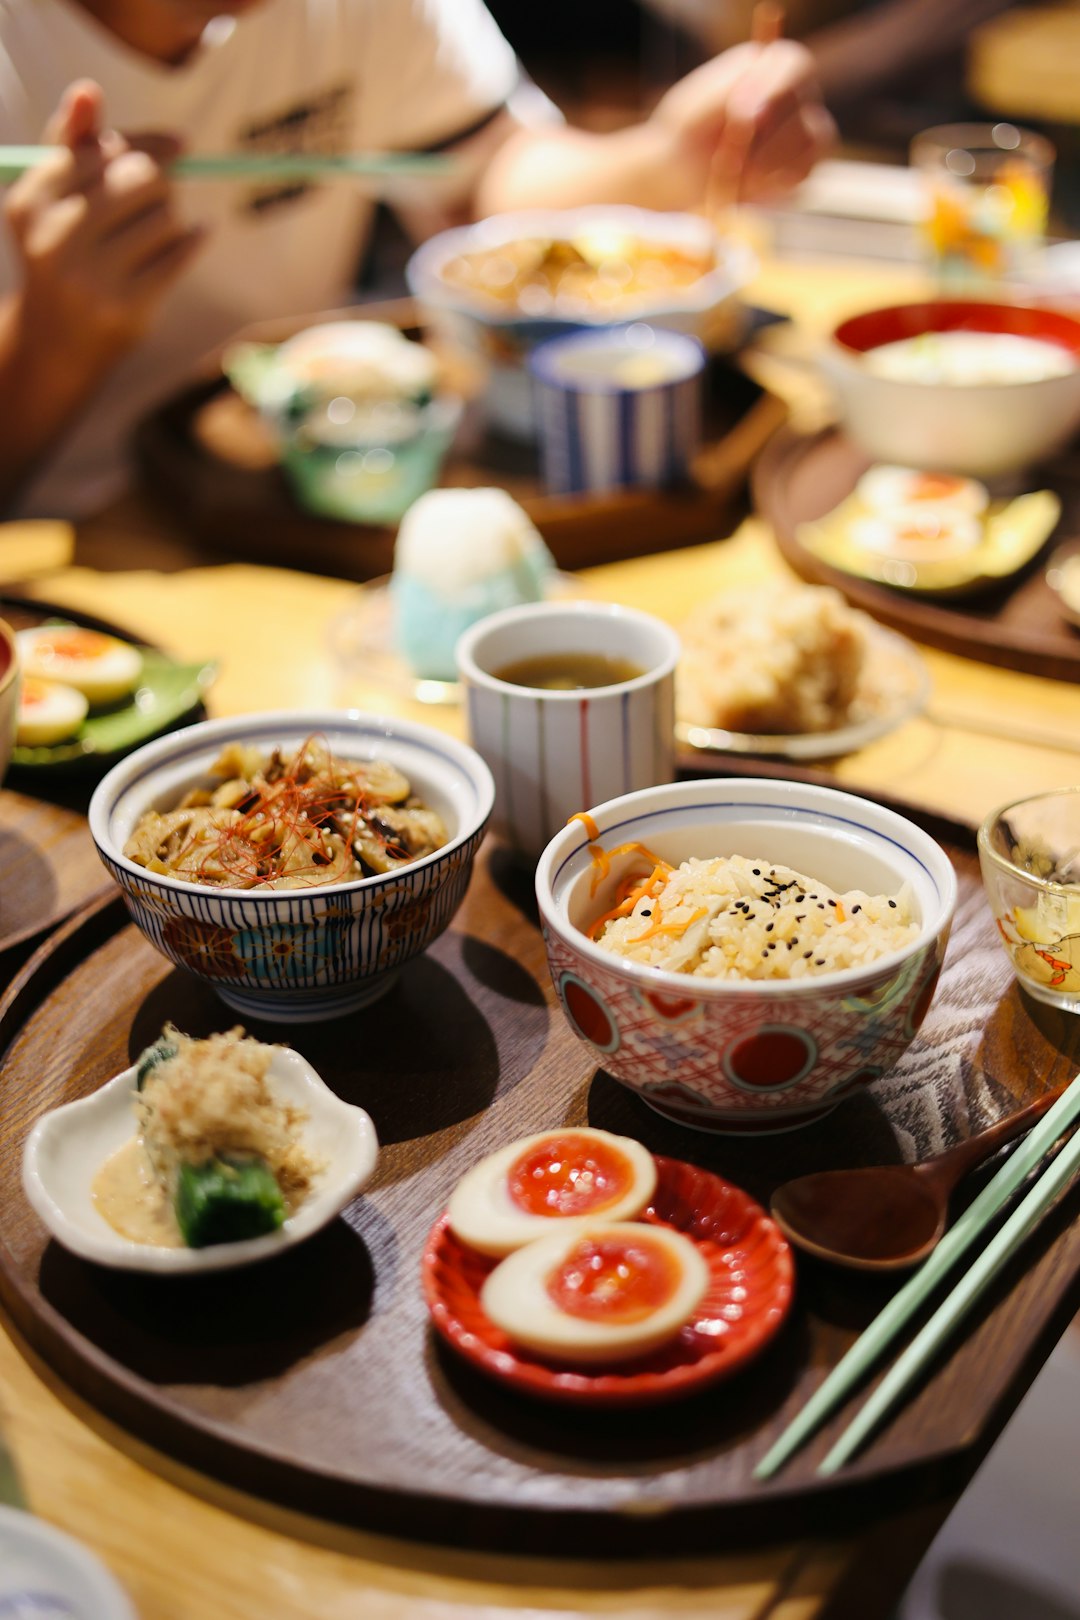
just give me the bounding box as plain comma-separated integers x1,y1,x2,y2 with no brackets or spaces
407,206,754,440
820,300,1080,476
223,318,483,524
88,711,494,1023
535,777,956,1133
978,786,1080,1011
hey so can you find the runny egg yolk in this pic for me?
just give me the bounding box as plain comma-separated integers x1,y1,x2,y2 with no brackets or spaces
909,474,967,501
446,1127,657,1258
30,629,113,661
545,1231,681,1324
507,1134,636,1219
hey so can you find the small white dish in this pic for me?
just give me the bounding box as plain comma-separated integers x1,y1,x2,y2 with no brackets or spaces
0,1505,136,1620
676,621,930,762
22,1046,378,1274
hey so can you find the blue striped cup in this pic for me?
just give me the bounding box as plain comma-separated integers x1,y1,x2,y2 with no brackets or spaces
456,602,680,861
528,324,705,495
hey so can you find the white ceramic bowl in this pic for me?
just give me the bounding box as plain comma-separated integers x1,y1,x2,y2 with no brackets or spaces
23,1045,379,1273
406,206,754,438
88,710,494,1022
820,300,1080,477
535,778,956,1134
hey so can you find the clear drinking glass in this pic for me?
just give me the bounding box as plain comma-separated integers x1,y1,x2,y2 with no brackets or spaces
978,787,1080,1012
912,122,1054,285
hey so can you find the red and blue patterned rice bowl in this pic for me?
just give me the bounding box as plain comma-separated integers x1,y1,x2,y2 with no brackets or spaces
535,779,957,1133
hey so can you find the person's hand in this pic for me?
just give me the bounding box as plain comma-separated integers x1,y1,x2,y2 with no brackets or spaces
653,40,835,206
3,79,205,371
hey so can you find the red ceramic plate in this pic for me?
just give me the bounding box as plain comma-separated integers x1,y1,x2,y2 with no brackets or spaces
422,1155,795,1406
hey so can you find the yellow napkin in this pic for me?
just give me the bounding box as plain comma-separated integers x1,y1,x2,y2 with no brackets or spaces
0,521,75,582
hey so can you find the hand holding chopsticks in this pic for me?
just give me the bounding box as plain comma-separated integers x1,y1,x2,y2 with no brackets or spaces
755,1071,1080,1481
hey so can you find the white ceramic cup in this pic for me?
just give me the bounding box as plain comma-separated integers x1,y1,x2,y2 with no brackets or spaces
456,601,680,860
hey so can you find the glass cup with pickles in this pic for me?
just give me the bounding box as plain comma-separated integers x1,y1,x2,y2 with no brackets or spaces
912,122,1053,286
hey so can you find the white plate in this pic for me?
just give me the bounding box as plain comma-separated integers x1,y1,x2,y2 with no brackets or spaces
0,1506,136,1620
675,621,930,761
327,572,586,706
22,1046,378,1273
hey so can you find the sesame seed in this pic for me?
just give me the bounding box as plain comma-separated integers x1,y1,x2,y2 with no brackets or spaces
815,958,825,966
765,923,773,932
641,908,651,917
888,899,897,909
803,951,812,959
817,903,825,910
852,905,861,914
752,868,761,876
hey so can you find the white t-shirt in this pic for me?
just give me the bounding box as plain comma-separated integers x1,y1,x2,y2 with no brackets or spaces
0,0,521,515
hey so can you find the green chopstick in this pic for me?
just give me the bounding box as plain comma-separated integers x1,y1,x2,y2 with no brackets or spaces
0,146,459,183
818,1117,1080,1474
754,1070,1080,1482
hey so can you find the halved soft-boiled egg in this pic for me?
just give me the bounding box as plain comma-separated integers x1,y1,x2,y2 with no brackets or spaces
447,1128,657,1259
850,507,982,563
480,1220,710,1363
856,466,989,517
16,676,89,746
17,626,142,706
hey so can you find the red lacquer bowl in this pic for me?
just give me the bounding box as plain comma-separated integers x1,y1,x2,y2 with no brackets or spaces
422,1155,794,1406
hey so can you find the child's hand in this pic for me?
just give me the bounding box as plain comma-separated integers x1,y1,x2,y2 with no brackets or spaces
654,40,835,205
3,79,205,368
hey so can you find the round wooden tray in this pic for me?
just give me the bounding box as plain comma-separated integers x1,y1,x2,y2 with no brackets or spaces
134,299,788,579
753,427,1080,682
1,830,1078,1553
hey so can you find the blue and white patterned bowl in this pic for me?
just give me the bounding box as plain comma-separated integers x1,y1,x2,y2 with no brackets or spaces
535,779,957,1134
88,711,494,1023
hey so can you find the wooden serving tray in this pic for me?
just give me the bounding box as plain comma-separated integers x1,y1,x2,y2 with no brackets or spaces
1,828,1079,1554
0,787,104,960
754,427,1080,682
134,300,788,578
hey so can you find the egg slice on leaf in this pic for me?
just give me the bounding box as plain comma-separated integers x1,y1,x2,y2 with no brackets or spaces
17,626,142,706
447,1127,657,1258
480,1220,710,1363
856,466,989,517
16,676,89,746
850,507,982,563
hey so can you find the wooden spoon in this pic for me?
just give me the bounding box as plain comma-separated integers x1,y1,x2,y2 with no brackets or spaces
769,1087,1065,1271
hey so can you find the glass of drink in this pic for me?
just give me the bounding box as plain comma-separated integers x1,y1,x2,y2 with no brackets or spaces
912,122,1054,285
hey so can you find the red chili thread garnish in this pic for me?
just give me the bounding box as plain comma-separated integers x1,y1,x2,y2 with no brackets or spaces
166,734,407,888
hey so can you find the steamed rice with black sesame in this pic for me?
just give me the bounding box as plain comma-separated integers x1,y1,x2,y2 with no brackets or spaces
594,855,917,980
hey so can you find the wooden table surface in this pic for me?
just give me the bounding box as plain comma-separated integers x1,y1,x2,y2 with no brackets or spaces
2,252,1078,1619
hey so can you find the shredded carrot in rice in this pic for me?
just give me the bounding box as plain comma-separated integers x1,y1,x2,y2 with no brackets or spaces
578,826,678,940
